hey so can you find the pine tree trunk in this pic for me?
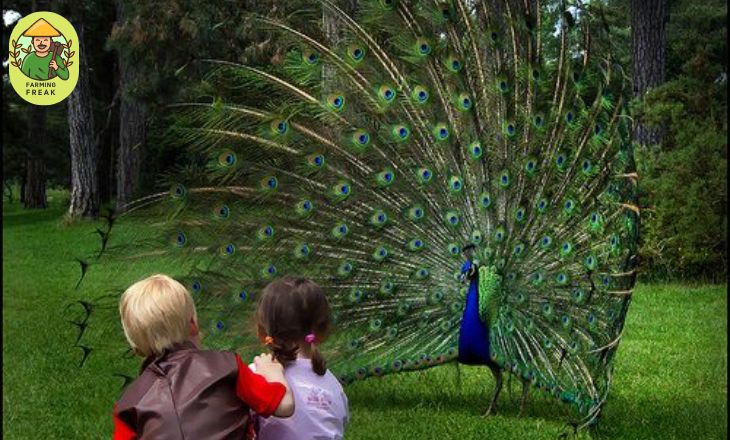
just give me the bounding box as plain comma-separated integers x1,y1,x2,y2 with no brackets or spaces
24,105,47,209
68,23,99,218
115,0,147,211
631,0,669,148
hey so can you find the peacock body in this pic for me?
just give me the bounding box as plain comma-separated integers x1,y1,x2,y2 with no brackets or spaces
79,0,639,429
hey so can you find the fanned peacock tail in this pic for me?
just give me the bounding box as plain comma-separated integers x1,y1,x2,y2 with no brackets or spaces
76,0,638,428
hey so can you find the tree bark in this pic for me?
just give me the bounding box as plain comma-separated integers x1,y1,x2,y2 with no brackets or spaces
115,0,147,211
68,22,99,218
631,0,669,147
23,105,48,209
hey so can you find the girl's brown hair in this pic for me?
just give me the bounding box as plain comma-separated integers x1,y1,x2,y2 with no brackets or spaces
255,277,331,375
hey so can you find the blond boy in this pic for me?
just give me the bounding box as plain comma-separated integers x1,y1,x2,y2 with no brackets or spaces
112,274,293,439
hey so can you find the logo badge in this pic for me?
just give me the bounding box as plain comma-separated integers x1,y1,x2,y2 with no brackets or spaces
7,11,79,105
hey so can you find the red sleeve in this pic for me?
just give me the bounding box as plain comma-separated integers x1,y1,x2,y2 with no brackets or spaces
235,354,286,417
112,404,136,440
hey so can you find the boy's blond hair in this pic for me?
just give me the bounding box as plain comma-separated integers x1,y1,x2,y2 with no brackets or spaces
119,274,197,357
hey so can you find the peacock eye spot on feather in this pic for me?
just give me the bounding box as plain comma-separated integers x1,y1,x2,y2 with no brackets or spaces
452,60,460,70
490,31,498,41
557,155,565,165
540,201,546,208
420,44,429,53
566,112,574,122
359,134,368,144
501,175,508,184
418,91,427,100
565,201,573,209
422,170,431,179
591,214,598,222
225,244,235,254
267,265,276,274
377,214,385,222
398,128,407,138
415,209,423,217
192,281,201,293
507,124,515,134
239,291,248,300
216,321,224,330
500,81,508,91
314,156,323,165
439,128,448,137
463,98,470,107
277,122,287,133
384,89,394,99
268,178,277,189
341,185,350,195
594,123,602,134
583,160,591,170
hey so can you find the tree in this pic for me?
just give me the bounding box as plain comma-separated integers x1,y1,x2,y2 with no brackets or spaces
631,0,669,147
67,10,99,218
113,0,147,211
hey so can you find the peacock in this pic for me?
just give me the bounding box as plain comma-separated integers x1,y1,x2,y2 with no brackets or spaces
70,0,639,430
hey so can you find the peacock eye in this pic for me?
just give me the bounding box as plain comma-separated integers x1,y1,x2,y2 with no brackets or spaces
419,91,427,100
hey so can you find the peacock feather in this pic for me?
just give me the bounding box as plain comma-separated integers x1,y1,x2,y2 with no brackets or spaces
76,0,638,429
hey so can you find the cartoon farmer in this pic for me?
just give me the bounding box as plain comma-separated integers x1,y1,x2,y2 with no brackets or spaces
20,18,69,81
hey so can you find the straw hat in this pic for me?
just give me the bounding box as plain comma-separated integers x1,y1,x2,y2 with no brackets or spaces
22,18,62,37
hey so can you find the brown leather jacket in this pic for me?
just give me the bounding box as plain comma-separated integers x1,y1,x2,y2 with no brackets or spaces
115,341,250,439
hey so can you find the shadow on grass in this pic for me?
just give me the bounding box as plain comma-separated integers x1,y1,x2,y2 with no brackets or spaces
346,366,727,439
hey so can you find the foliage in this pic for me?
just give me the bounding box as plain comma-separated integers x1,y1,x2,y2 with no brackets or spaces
633,0,727,281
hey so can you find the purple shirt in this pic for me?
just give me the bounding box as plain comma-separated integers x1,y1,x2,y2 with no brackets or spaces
251,358,349,440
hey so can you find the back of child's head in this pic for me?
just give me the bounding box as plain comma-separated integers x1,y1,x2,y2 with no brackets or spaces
119,274,197,357
255,277,331,375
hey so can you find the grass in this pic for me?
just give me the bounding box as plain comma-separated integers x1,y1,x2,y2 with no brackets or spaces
3,194,727,439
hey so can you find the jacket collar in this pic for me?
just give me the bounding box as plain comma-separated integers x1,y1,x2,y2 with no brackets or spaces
140,340,198,374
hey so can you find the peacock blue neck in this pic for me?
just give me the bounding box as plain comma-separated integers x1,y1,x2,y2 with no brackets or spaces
457,271,493,365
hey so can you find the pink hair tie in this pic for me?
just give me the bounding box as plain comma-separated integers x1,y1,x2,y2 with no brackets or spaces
304,333,316,344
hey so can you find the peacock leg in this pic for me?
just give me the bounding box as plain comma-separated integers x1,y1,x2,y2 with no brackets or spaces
518,379,530,416
482,365,503,417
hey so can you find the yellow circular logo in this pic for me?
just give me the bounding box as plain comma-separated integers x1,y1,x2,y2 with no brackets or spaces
7,11,79,106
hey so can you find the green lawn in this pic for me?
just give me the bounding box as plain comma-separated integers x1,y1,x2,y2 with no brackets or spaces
3,195,727,439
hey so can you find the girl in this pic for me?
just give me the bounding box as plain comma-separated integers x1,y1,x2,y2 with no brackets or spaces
251,277,349,440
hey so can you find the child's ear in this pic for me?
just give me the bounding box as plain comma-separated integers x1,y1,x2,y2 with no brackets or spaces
190,317,199,336
256,324,267,342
